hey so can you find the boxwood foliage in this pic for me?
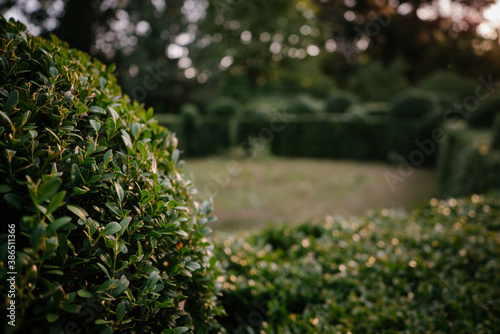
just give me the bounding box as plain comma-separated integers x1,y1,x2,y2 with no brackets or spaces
389,89,439,118
214,195,500,333
0,17,223,333
324,91,359,114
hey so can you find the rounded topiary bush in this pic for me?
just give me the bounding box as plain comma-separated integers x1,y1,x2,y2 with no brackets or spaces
0,17,222,333
205,96,239,116
418,70,477,100
284,94,322,115
324,91,359,114
468,95,500,128
180,103,200,131
389,89,439,118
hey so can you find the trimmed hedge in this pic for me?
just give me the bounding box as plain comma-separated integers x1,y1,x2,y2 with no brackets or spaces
324,92,359,114
284,94,323,115
437,123,500,197
214,195,500,333
418,71,477,101
205,96,240,116
159,114,437,163
390,89,440,119
467,95,500,128
0,17,222,333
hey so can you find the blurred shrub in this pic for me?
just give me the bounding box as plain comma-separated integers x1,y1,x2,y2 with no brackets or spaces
363,102,390,117
180,103,200,124
0,17,222,333
272,67,335,98
467,95,500,128
206,96,240,116
214,195,500,333
179,103,201,155
437,123,500,197
241,97,282,122
158,112,434,162
418,70,477,101
347,58,408,102
389,89,439,118
325,91,359,114
492,114,500,150
284,94,323,115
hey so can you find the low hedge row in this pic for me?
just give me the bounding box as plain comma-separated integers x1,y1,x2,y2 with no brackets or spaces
157,114,438,163
213,195,500,333
437,123,500,197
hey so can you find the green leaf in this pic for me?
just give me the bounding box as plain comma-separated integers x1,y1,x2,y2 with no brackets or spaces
64,90,74,104
64,305,80,314
87,175,102,183
121,130,133,149
37,177,62,203
174,230,188,238
146,270,159,289
4,193,23,210
30,223,46,249
89,105,106,114
179,269,192,277
162,327,189,334
103,149,113,165
0,184,12,193
46,313,59,323
101,173,115,182
44,270,64,275
114,182,124,204
199,227,213,236
49,66,58,77
87,142,96,155
6,90,19,112
104,222,122,235
46,216,72,235
71,163,83,187
185,261,201,271
99,326,112,334
72,187,88,195
105,202,121,217
0,111,13,127
95,319,112,325
112,275,130,297
99,77,107,90
116,302,126,322
130,122,140,138
77,289,93,298
137,241,143,257
97,278,118,292
119,217,132,235
97,262,111,279
137,141,148,161
90,119,101,132
167,200,179,209
67,204,88,221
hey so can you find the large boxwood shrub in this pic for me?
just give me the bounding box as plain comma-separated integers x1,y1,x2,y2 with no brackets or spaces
214,195,500,333
0,17,222,333
467,95,500,128
437,123,500,197
389,89,440,119
205,96,239,117
324,91,359,114
284,94,323,115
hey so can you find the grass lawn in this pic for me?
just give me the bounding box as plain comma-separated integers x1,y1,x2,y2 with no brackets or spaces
183,157,438,231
